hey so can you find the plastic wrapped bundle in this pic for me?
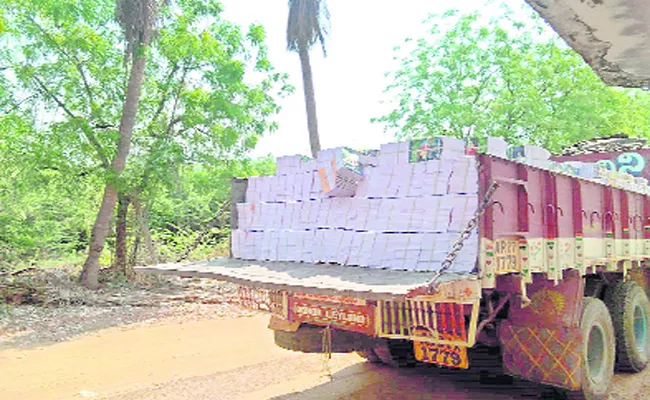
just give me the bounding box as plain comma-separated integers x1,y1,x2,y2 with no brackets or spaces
317,147,363,197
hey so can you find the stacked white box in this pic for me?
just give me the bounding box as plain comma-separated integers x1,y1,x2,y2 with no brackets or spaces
487,137,508,158
316,199,333,228
328,198,353,228
355,166,375,198
300,230,316,263
369,233,388,268
508,145,550,169
234,138,501,272
415,233,452,271
367,199,394,232
449,157,479,194
449,194,478,232
379,142,410,165
276,155,302,176
231,229,243,259
381,233,423,271
338,230,355,265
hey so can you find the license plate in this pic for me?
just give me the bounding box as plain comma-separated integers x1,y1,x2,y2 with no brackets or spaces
494,238,521,273
414,341,469,369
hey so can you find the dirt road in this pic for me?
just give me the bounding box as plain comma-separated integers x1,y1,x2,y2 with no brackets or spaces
0,314,647,400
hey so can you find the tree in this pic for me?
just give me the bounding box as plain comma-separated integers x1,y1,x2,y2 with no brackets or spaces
1,0,288,282
77,0,164,289
286,0,329,157
374,6,650,153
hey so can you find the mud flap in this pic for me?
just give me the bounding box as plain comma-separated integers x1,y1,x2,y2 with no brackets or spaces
499,321,582,390
498,271,585,390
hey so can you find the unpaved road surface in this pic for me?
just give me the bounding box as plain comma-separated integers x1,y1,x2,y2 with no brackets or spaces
0,314,647,400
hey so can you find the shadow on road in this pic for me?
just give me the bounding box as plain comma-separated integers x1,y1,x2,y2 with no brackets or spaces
270,355,562,400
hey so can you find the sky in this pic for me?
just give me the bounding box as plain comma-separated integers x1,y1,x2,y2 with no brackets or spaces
218,0,541,159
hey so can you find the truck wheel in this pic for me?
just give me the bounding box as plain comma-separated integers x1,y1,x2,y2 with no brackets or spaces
273,324,366,353
605,281,650,372
356,348,382,363
565,297,615,400
372,339,417,368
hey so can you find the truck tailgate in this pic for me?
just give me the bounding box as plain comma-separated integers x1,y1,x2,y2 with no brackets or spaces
136,258,476,301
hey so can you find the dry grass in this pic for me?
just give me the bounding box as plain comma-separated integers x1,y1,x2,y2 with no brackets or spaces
0,267,252,349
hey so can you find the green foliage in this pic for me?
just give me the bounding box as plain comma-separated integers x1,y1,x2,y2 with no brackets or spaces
0,0,287,267
375,5,650,153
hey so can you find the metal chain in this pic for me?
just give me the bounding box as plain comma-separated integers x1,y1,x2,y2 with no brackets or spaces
426,181,500,290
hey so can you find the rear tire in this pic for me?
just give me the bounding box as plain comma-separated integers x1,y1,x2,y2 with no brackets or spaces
605,281,650,372
565,297,615,400
273,324,366,353
356,348,382,363
370,339,417,368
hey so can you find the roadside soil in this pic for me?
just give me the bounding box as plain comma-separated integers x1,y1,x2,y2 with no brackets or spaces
0,270,251,349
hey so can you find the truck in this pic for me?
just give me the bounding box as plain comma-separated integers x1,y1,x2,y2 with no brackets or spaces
138,137,650,400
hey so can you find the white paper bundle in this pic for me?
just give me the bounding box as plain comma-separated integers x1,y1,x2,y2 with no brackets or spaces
382,233,423,271
328,198,353,228
451,230,478,267
357,231,376,266
366,164,393,198
298,199,319,228
276,230,288,262
369,233,388,268
312,228,330,262
367,199,394,232
415,196,453,232
245,177,260,204
231,229,243,258
449,194,478,232
387,198,417,232
449,157,479,194
508,145,550,169
254,176,270,203
380,142,410,165
338,230,355,265
316,199,333,227
276,155,303,176
238,231,257,260
415,233,452,271
355,166,375,198
486,137,508,158
300,230,316,263
318,229,335,263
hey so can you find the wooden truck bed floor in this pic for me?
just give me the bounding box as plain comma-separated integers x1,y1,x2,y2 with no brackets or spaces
136,258,476,301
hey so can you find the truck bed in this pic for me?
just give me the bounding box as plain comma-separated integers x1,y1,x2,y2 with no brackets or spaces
136,258,476,301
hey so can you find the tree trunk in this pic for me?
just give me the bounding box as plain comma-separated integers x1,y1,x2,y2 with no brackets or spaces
132,195,158,265
80,54,148,290
130,229,141,266
298,46,321,158
113,192,131,276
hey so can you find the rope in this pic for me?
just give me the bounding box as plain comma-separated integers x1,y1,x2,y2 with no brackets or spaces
321,324,333,380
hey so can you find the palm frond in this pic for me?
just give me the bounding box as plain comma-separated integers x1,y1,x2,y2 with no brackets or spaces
116,0,166,61
286,0,330,55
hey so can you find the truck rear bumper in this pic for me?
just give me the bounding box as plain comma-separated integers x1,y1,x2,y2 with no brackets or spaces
138,258,482,348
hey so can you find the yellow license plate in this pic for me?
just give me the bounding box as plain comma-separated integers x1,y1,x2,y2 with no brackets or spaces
494,238,521,273
413,341,469,369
